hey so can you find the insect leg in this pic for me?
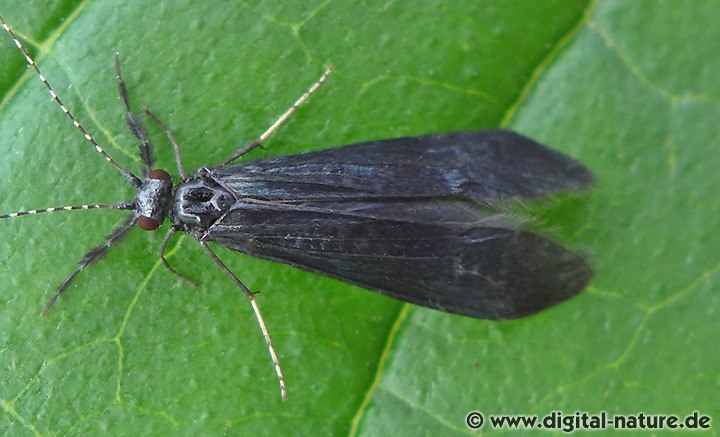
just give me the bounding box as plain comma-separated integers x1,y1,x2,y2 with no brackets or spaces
158,227,196,287
43,214,137,315
115,54,155,175
198,241,287,401
143,108,188,180
221,65,334,165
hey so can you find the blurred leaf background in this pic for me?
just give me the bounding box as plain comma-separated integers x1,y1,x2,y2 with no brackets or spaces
0,0,717,435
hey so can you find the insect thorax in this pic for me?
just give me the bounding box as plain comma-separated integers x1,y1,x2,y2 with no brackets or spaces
171,171,235,230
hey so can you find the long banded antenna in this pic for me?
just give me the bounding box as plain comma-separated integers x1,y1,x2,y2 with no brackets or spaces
0,201,134,220
0,14,141,187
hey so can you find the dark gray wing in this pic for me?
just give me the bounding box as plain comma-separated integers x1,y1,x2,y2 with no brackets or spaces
213,130,592,202
206,201,591,320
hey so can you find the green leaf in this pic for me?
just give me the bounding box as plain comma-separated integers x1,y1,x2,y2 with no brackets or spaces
0,0,716,435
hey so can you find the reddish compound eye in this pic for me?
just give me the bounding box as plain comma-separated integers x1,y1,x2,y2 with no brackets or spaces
149,169,171,180
138,215,160,230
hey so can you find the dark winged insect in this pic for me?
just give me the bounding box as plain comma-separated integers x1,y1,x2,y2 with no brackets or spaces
0,15,593,400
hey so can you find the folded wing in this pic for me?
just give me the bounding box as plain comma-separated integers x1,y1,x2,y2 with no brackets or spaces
208,201,591,320
214,130,592,202
205,130,592,319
